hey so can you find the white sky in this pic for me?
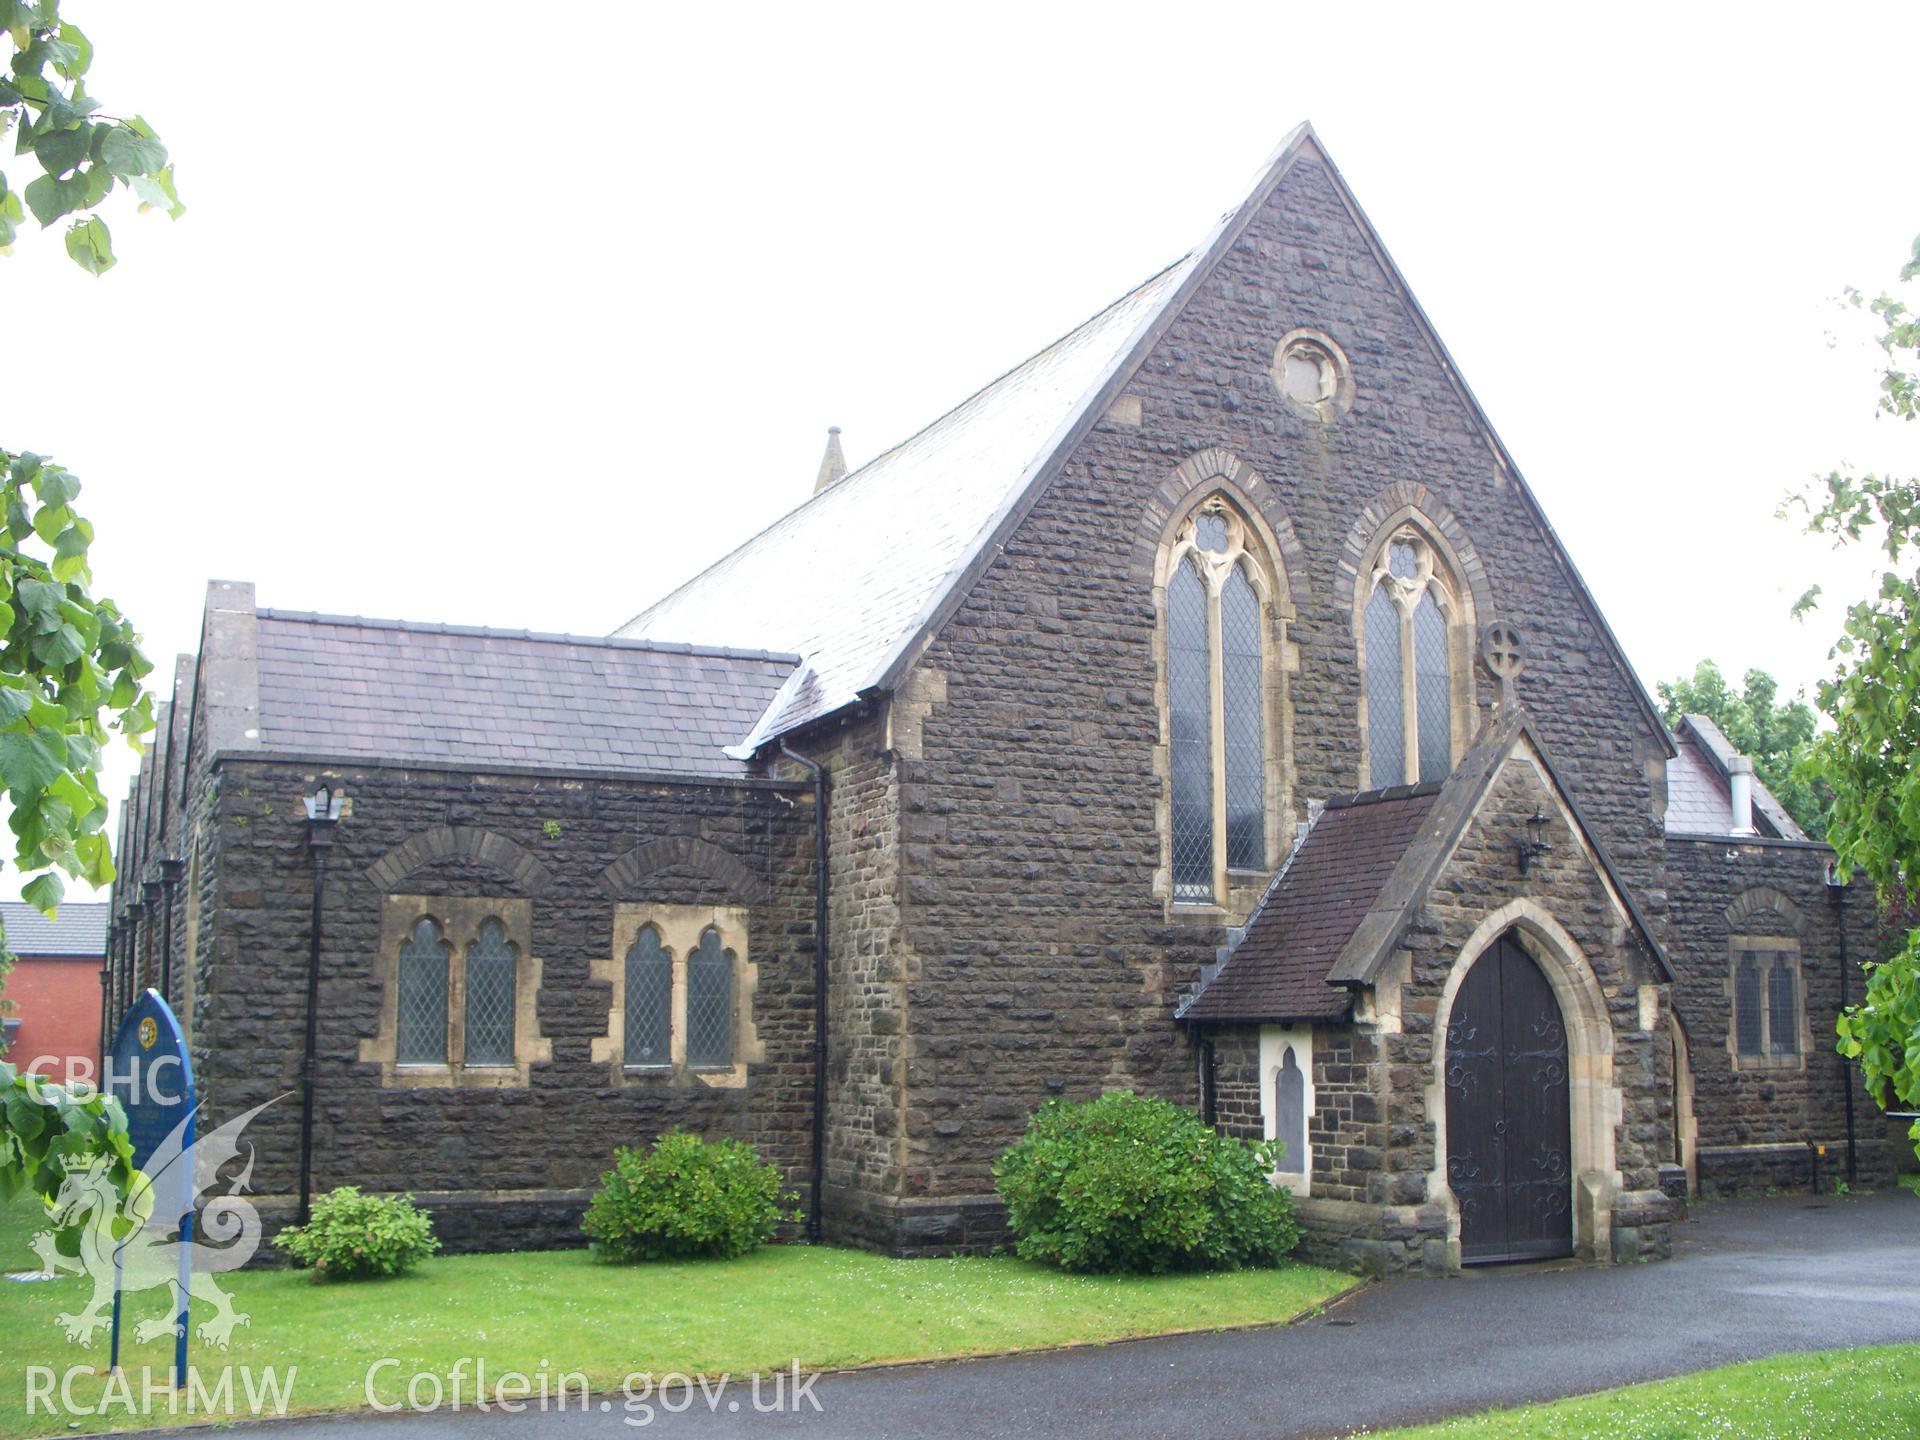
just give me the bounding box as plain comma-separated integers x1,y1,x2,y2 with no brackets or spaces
9,2,1920,902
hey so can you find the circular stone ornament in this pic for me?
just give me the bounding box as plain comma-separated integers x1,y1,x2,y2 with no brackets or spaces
1272,328,1354,420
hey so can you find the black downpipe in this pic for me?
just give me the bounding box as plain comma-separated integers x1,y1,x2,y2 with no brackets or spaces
98,922,115,1064
1830,875,1859,1186
297,818,336,1227
780,740,830,1245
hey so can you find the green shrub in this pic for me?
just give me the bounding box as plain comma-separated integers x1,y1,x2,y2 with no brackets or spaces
583,1131,797,1262
993,1091,1299,1274
274,1186,440,1280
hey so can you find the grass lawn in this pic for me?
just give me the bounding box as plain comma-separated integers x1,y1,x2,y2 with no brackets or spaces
0,1192,1351,1438
1373,1344,1920,1439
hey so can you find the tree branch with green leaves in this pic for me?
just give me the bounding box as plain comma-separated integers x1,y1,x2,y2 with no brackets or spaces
0,0,183,273
1787,231,1920,1159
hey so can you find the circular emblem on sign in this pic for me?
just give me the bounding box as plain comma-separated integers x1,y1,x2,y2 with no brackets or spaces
1479,621,1528,684
137,1016,158,1050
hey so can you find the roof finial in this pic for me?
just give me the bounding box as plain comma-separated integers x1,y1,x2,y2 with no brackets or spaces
814,426,848,494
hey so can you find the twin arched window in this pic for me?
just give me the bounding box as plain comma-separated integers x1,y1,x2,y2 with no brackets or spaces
396,913,517,1067
622,922,734,1069
1166,500,1273,903
1363,529,1462,789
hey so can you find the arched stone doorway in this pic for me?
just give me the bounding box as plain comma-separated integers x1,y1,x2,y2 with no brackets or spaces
1444,932,1574,1263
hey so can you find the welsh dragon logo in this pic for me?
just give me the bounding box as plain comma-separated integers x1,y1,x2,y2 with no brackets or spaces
30,1098,279,1348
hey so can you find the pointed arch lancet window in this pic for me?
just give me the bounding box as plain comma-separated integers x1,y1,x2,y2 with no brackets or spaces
1168,559,1214,899
1221,567,1265,870
463,918,517,1066
1734,956,1765,1058
1364,528,1460,788
624,925,672,1066
686,926,733,1067
1274,1047,1306,1170
1766,961,1798,1057
1162,497,1278,903
396,918,449,1065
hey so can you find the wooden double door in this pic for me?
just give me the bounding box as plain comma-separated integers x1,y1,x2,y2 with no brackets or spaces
1444,934,1574,1264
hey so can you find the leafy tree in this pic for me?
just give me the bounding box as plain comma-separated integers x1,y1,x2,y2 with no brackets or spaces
0,3,163,1208
1657,660,1829,837
1789,232,1920,1162
0,0,183,272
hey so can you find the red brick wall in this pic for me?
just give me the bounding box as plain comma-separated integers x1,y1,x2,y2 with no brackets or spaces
1,954,102,1082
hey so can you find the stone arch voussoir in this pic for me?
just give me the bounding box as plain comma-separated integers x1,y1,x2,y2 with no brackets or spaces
598,836,773,905
1723,885,1804,936
1338,481,1493,620
365,825,554,896
1127,446,1308,611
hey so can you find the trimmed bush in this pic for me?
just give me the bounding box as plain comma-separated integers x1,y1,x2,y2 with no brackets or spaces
274,1186,440,1280
583,1131,797,1262
994,1091,1300,1274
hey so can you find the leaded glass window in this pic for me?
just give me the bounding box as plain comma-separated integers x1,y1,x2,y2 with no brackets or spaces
463,919,517,1066
1413,590,1451,784
1363,528,1462,789
1168,558,1214,900
1767,960,1798,1056
624,925,672,1066
1274,1046,1306,1171
686,927,733,1067
1162,499,1283,902
1221,566,1265,870
396,918,449,1065
1734,956,1764,1058
1365,583,1404,789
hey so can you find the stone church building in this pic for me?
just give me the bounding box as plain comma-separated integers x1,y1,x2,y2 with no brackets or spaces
108,126,1896,1273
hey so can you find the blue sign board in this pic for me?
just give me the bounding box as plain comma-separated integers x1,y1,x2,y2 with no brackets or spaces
105,990,196,1381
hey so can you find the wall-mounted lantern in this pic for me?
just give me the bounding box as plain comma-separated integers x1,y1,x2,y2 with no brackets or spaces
1517,808,1553,877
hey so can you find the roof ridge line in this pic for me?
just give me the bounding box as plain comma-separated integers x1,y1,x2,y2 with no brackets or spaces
256,608,801,664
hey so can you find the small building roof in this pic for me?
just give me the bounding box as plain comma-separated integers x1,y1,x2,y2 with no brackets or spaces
1181,709,1672,1026
1179,786,1442,1024
1664,714,1806,841
1,900,109,958
251,610,799,779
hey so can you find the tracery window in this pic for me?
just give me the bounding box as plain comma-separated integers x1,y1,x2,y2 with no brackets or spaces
1165,498,1275,903
1362,529,1462,788
370,897,545,1086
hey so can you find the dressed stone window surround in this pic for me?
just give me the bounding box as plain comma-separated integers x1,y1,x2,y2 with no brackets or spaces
1155,488,1294,908
1258,1024,1314,1196
362,895,549,1088
1726,936,1807,1071
592,903,761,1089
1354,520,1477,790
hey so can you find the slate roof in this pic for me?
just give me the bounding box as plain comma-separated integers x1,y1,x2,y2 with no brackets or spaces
1180,787,1441,1024
1,900,109,958
617,255,1199,744
252,611,799,778
617,124,1674,761
1665,714,1806,841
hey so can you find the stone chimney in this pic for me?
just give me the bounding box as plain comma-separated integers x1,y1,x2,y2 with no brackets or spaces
813,427,848,494
1728,754,1756,836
